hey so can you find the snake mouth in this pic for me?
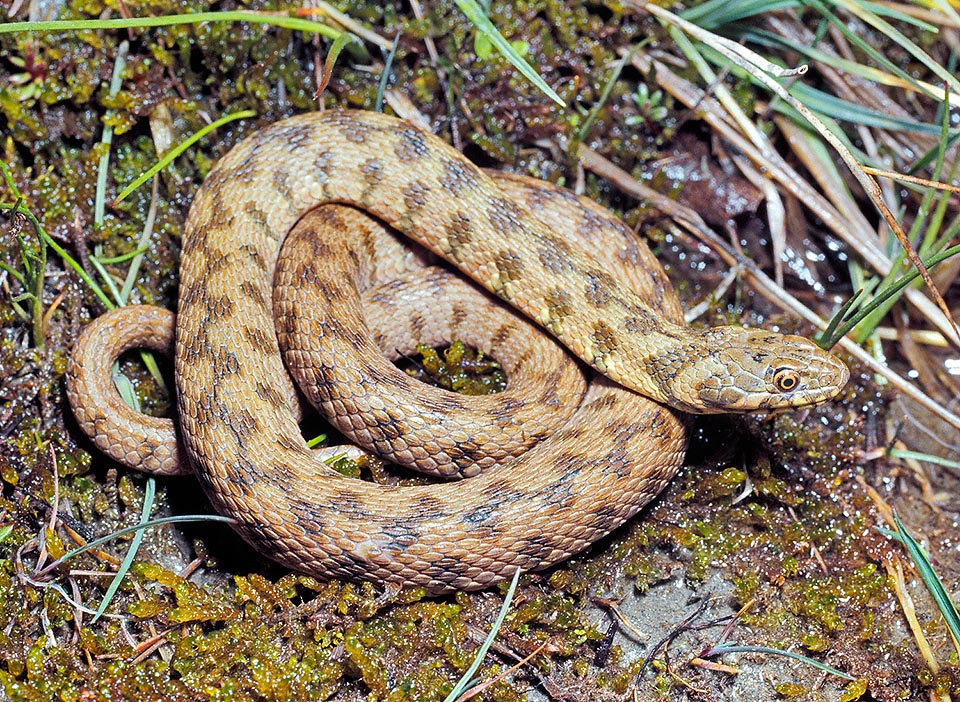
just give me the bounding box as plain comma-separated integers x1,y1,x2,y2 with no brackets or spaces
696,386,841,413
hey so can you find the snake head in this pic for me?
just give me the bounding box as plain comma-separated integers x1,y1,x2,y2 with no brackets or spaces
663,326,850,414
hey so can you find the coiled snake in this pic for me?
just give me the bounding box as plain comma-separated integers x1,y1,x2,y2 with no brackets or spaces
67,110,848,593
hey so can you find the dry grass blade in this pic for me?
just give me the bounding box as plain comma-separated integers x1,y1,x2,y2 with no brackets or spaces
295,1,395,51
860,167,960,196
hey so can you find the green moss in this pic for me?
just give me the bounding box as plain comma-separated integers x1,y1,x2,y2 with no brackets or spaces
775,680,809,697
406,341,507,395
0,0,952,698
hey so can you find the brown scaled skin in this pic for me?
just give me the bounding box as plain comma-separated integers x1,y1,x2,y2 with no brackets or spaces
67,110,847,594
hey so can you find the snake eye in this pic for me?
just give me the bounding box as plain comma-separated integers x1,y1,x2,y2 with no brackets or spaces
772,367,800,393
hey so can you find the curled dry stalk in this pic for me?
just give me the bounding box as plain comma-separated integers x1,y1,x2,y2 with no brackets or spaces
611,1,960,433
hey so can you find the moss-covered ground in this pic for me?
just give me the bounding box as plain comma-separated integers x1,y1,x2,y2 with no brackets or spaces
1,1,958,700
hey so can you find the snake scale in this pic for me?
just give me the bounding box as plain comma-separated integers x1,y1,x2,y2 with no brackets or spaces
67,110,849,593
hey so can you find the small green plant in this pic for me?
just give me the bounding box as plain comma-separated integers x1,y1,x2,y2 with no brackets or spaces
6,39,46,102
626,83,669,126
0,169,48,349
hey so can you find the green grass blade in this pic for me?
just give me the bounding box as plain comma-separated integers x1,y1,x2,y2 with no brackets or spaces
1,176,113,310
118,180,159,306
453,0,563,106
0,261,26,288
375,32,401,113
88,251,125,307
36,514,237,577
688,41,951,137
788,83,949,136
819,243,960,348
93,477,156,622
706,643,855,681
0,12,342,40
806,0,957,101
888,449,960,473
681,0,800,28
443,567,521,702
575,45,636,142
741,28,946,93
94,40,128,228
847,0,940,31
881,514,960,656
817,288,863,348
826,0,960,96
91,246,150,265
114,110,256,204
40,224,114,310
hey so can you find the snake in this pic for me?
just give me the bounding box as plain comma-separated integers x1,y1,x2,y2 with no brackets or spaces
66,110,849,594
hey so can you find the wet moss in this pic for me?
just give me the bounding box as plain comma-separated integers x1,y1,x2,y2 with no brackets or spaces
0,0,953,699
404,341,507,396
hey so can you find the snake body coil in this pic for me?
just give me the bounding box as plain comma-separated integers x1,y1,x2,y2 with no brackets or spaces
67,110,848,593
